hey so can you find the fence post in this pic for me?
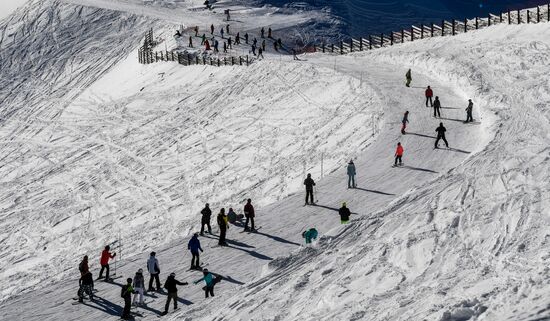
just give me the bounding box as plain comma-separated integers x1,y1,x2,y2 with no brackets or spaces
518,10,520,24
323,43,326,53
475,17,479,29
537,6,540,22
187,54,191,66
331,43,334,53
203,56,206,65
452,19,455,35
359,39,363,51
488,14,491,26
527,10,530,23
231,56,234,65
390,32,394,45
548,4,549,22
411,27,414,41
500,12,503,23
196,56,199,64
246,55,249,66
431,23,434,37
400,30,404,43
421,24,424,39
508,11,511,24
442,20,445,35
217,58,220,67
156,52,159,62
340,41,343,54
369,35,373,49
350,39,353,52
464,18,468,32
379,33,383,47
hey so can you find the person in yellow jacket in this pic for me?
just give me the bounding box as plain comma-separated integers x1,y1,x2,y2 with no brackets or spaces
217,208,229,246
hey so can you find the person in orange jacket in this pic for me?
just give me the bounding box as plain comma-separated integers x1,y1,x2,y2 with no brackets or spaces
425,86,433,107
98,245,116,281
394,142,404,166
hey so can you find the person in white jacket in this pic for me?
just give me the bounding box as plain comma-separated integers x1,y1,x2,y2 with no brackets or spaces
147,252,161,292
132,269,145,306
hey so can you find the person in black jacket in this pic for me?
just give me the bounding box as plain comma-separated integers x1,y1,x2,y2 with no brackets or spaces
435,122,449,148
433,96,441,118
121,278,135,320
339,202,351,224
77,270,94,303
304,173,316,205
200,203,212,236
161,273,188,315
217,208,229,246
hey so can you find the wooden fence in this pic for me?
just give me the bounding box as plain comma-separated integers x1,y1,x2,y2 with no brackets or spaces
314,4,550,54
137,28,251,67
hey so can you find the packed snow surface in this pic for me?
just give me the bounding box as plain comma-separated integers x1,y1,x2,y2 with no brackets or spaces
0,0,549,321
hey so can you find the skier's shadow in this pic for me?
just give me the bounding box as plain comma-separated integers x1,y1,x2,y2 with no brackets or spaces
446,147,471,154
407,132,437,139
254,230,302,246
353,187,395,196
439,117,480,125
226,244,273,261
399,165,438,174
78,296,122,317
156,291,194,306
312,204,359,215
440,106,461,109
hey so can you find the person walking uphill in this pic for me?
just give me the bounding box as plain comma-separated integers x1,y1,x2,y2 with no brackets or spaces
425,86,433,107
147,251,161,292
98,245,116,281
433,96,441,118
339,202,351,224
394,142,404,166
120,278,135,320
217,208,229,246
161,273,188,315
243,198,255,231
194,268,217,298
405,69,412,87
188,233,203,269
304,173,316,205
401,111,409,134
435,122,449,149
347,160,356,188
466,99,474,122
200,203,212,236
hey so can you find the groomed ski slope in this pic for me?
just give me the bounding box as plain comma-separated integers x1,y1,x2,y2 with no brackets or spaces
0,1,549,321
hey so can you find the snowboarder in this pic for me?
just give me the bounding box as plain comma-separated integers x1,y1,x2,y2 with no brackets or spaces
147,251,161,292
121,278,135,320
347,160,356,188
394,142,404,166
304,173,316,205
433,96,441,118
188,36,193,47
435,122,449,148
194,26,199,37
161,273,188,315
405,69,412,87
401,111,409,134
201,33,206,45
204,39,211,51
200,203,212,236
243,198,255,231
268,27,272,38
77,270,95,303
220,28,224,39
339,202,351,224
466,99,474,122
235,32,240,44
217,208,229,246
257,47,264,59
188,233,203,269
194,268,216,298
302,228,318,244
223,42,228,53
210,24,214,34
174,30,181,37
244,33,249,44
260,27,265,38
425,86,433,107
261,39,266,51
98,245,116,281
132,269,145,306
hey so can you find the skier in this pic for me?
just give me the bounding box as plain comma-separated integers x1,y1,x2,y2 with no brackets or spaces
261,39,266,51
339,202,351,224
194,268,216,298
213,39,219,53
147,251,161,292
188,36,193,47
98,245,116,281
257,47,263,59
235,32,240,44
77,269,95,303
200,203,212,236
304,173,316,205
204,39,211,51
120,278,135,320
79,255,91,277
405,69,412,87
347,160,356,188
194,26,199,37
226,24,230,34
268,27,272,38
261,27,265,38
253,38,258,47
201,33,206,45
251,44,256,56
394,142,404,166
210,24,214,34
425,86,433,107
244,33,249,44
217,208,229,246
302,228,318,244
433,96,441,118
161,273,188,315
223,42,228,53
401,111,409,134
220,28,224,39
243,198,255,231
228,37,232,49
466,99,474,122
188,233,203,269
435,122,449,149
132,269,145,306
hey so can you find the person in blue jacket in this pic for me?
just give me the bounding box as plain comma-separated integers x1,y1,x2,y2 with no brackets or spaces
188,233,203,270
347,160,356,188
194,268,216,298
302,228,318,244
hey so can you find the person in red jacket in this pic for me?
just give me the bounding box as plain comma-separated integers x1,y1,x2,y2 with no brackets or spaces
394,142,404,166
98,245,116,281
243,199,255,232
425,86,433,107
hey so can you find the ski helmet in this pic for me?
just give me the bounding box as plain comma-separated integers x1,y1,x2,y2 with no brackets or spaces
170,272,176,277
127,278,133,283
138,268,143,274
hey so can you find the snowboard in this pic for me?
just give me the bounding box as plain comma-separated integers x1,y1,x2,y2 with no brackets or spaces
391,163,404,167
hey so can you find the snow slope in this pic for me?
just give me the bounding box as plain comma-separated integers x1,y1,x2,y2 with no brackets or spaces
0,0,549,321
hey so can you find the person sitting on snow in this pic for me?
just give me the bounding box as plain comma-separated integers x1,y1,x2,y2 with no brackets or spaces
302,228,318,244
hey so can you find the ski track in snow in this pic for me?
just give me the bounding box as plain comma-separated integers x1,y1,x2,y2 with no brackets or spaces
0,1,550,321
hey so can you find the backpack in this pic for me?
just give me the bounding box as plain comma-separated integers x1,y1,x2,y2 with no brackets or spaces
120,285,126,298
